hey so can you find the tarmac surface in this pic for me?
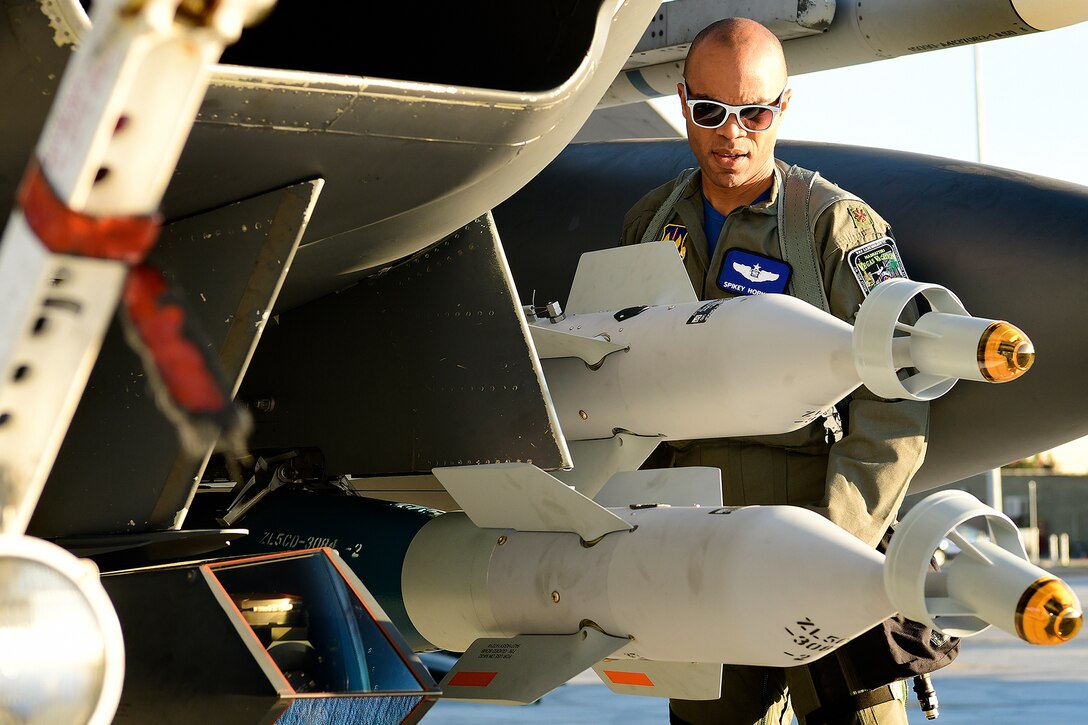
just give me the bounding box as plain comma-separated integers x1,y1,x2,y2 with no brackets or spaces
421,567,1088,724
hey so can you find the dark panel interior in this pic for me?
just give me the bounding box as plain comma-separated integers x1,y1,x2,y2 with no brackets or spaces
216,0,606,91
240,215,565,476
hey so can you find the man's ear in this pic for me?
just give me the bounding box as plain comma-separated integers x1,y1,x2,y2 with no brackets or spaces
780,87,793,115
677,82,688,119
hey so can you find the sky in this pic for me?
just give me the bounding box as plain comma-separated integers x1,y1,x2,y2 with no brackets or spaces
648,20,1088,472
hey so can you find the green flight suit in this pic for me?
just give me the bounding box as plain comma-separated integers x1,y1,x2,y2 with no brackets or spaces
620,159,929,725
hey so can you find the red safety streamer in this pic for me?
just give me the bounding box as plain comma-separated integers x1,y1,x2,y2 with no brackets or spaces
123,265,230,417
18,160,161,263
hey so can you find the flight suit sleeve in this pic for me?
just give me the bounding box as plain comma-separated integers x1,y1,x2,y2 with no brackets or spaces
619,182,673,247
620,205,652,247
809,200,930,547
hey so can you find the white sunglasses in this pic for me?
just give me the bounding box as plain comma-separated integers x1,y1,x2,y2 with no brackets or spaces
683,83,786,132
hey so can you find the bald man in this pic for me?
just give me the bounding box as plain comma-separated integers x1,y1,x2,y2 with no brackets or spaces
620,18,930,725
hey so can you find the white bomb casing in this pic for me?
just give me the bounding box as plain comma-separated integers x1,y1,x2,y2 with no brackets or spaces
403,504,894,666
535,249,1034,444
402,465,1082,705
541,294,858,441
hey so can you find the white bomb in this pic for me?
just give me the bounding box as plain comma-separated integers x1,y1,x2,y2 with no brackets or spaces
531,245,1033,443
403,502,892,666
402,466,1080,674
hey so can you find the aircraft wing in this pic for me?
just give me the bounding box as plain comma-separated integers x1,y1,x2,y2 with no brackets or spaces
8,1,1085,311
2,0,663,311
604,0,1087,105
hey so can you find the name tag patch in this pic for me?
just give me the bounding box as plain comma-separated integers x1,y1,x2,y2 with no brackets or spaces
718,249,791,295
848,237,908,294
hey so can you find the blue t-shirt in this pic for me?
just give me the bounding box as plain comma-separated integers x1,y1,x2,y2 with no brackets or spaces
703,198,728,259
703,188,772,259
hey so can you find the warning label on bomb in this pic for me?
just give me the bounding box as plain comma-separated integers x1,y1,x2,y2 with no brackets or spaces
686,299,726,325
478,643,520,660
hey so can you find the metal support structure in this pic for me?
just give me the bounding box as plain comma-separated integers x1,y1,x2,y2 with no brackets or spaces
984,467,1003,513
0,0,273,535
241,213,570,476
28,180,322,539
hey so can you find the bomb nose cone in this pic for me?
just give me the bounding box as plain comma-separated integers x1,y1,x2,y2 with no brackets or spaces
979,321,1034,382
1016,577,1083,645
1055,607,1083,640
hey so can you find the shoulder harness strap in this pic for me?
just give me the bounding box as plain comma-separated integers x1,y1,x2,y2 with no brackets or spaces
777,164,861,312
778,165,860,444
778,164,831,313
640,167,698,245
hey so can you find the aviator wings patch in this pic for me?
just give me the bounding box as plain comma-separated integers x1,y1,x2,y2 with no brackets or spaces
733,261,781,283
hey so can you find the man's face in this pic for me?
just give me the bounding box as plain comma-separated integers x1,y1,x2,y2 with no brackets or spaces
680,42,790,201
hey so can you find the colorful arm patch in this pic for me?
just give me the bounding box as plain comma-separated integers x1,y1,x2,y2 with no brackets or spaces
847,237,908,294
662,223,688,260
